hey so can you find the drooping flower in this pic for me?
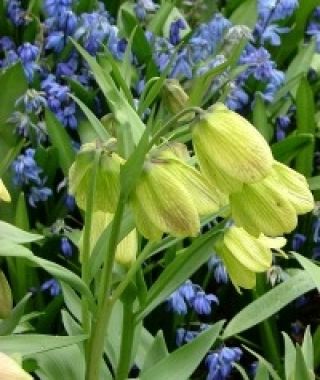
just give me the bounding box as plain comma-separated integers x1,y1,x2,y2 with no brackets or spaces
130,146,221,240
206,346,242,380
192,103,273,194
214,225,275,289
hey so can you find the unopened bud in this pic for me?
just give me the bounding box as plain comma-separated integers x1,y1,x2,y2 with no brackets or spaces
163,79,189,115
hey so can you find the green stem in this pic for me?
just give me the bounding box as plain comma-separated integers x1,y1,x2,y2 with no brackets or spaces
116,300,135,380
86,198,126,380
253,274,282,375
81,152,100,346
111,242,154,303
149,107,204,148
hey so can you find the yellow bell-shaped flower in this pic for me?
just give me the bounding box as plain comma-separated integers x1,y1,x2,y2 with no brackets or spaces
69,141,123,213
0,352,32,380
130,149,222,241
79,211,137,267
215,225,278,289
192,103,273,194
0,179,11,202
273,161,314,215
230,173,298,237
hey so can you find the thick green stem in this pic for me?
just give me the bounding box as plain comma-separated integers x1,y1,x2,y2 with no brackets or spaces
116,300,135,380
81,152,100,343
86,199,125,380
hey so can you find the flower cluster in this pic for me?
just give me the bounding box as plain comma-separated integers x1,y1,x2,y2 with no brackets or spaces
11,149,52,207
167,280,218,316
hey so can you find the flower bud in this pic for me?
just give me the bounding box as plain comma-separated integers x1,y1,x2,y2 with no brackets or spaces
69,141,123,213
163,79,189,114
0,179,11,202
215,226,275,289
272,161,314,215
0,352,32,380
192,103,273,194
230,174,297,237
0,270,13,318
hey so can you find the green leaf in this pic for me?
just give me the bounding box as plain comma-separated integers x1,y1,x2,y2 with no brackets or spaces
307,176,320,191
45,110,75,176
230,0,257,27
295,346,314,380
139,321,224,380
70,95,110,142
233,363,250,380
283,333,296,380
0,221,42,243
0,334,87,356
72,39,145,147
61,283,82,322
0,239,94,307
244,346,281,380
142,331,168,372
313,325,320,368
253,93,273,142
147,1,175,35
285,40,316,96
302,327,314,372
35,345,85,380
295,76,315,176
254,362,270,380
136,225,223,321
293,253,320,292
0,63,27,160
0,293,31,335
223,271,315,339
271,134,314,164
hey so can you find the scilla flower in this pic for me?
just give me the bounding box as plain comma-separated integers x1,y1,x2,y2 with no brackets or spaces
214,225,275,289
0,352,32,379
192,103,273,194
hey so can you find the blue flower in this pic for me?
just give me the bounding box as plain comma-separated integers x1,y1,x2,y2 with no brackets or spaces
44,0,73,17
259,24,290,46
306,22,320,53
276,115,291,141
17,43,39,64
169,18,186,45
291,233,307,251
176,328,198,346
16,89,47,114
7,0,26,26
313,219,320,243
240,46,275,81
171,49,192,79
257,0,298,23
12,149,42,186
45,31,65,52
179,280,199,302
28,185,52,207
64,194,76,211
191,291,219,315
208,256,228,284
226,85,249,111
206,347,242,380
41,279,61,296
167,290,188,315
60,237,73,257
0,37,15,51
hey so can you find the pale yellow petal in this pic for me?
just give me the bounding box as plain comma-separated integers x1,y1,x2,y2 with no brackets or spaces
0,352,33,380
0,179,10,202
